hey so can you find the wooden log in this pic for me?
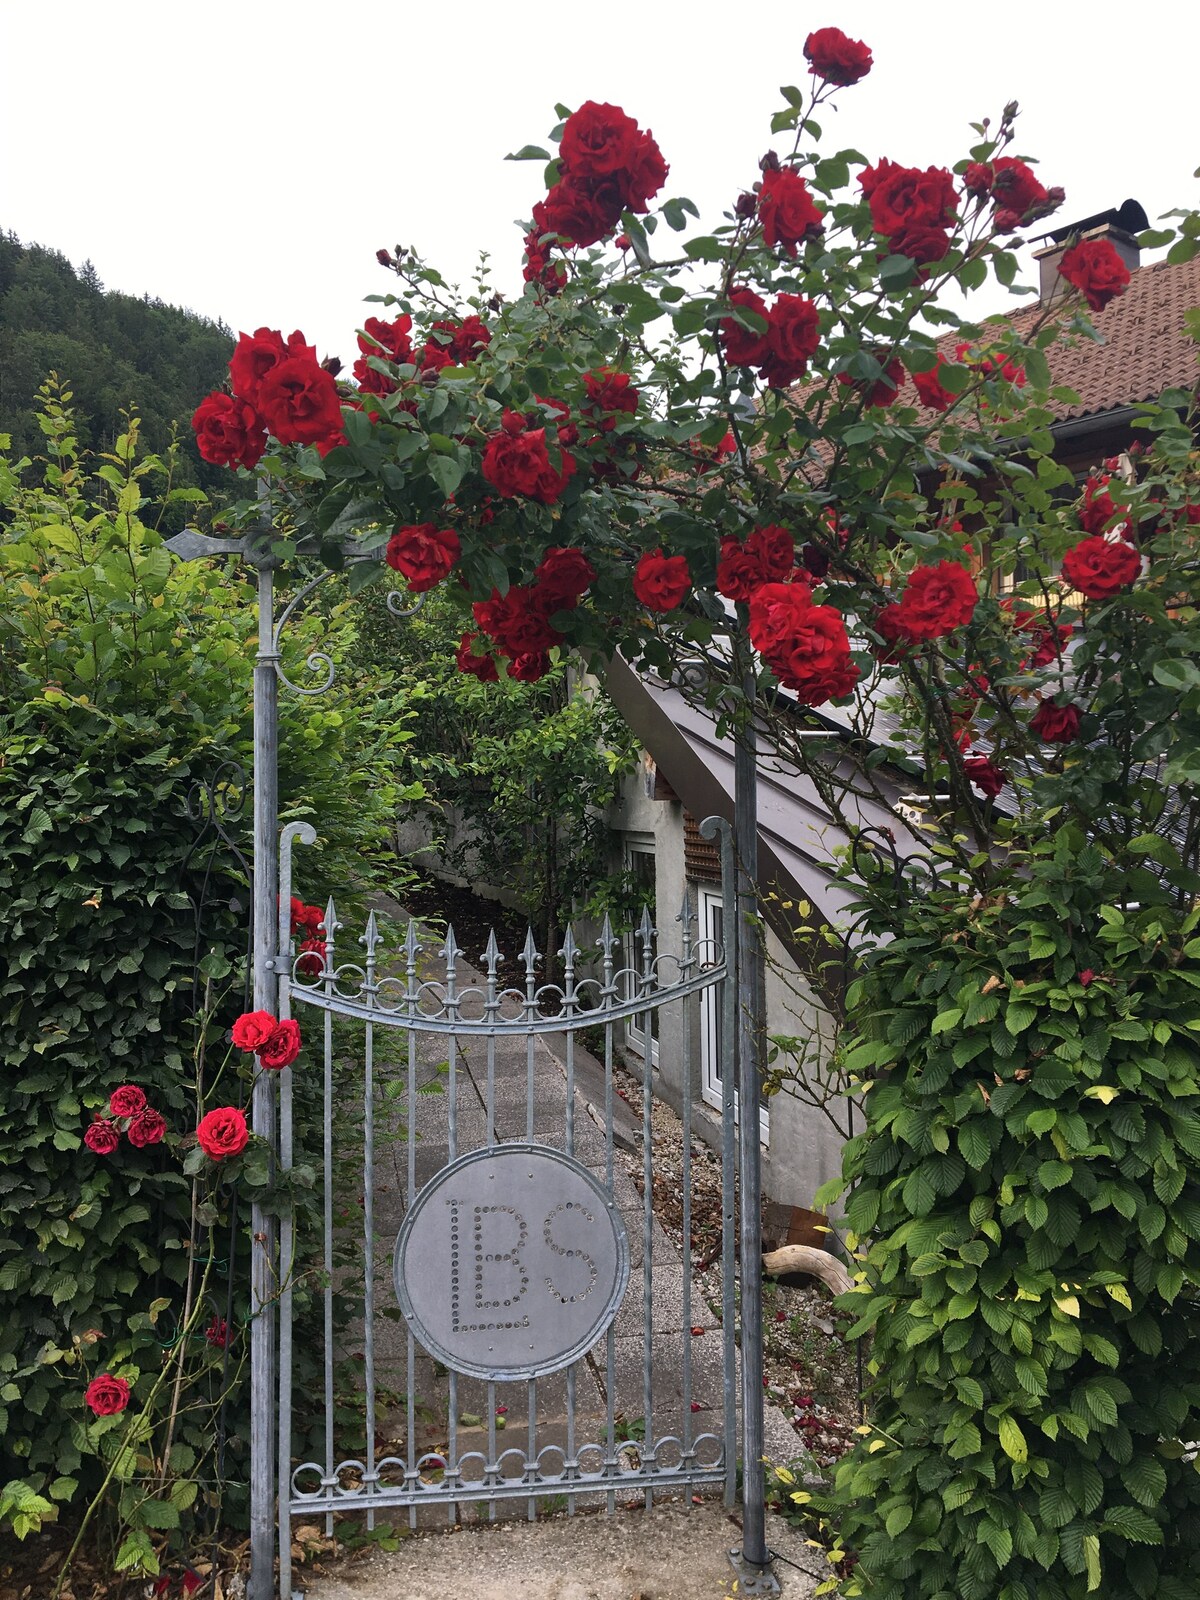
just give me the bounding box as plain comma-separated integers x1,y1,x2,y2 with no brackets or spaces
761,1244,853,1298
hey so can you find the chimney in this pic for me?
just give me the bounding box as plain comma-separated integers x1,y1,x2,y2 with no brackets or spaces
1033,198,1149,304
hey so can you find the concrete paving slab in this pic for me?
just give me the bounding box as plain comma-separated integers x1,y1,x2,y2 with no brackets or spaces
301,1499,820,1598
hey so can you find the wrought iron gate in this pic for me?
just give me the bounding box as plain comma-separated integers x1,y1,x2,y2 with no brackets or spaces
272,816,741,1595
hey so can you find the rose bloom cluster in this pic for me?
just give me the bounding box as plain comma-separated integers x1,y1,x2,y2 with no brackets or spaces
872,560,980,657
231,1008,302,1071
290,896,327,978
524,100,668,285
193,328,345,468
84,1085,167,1156
721,287,821,388
748,581,859,706
465,545,597,682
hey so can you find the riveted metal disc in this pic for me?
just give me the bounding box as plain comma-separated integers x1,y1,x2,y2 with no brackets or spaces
393,1143,629,1381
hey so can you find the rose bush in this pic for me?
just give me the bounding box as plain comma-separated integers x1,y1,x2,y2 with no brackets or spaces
176,34,1200,1600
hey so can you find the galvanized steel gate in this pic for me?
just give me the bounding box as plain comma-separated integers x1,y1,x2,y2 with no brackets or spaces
272,816,746,1595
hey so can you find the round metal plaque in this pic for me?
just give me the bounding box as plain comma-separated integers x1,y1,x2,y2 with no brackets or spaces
393,1143,629,1381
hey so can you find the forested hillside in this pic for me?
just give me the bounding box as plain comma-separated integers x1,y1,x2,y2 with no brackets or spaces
0,231,233,486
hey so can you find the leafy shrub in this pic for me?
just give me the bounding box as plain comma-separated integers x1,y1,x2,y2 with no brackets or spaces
818,833,1200,1600
0,385,420,1569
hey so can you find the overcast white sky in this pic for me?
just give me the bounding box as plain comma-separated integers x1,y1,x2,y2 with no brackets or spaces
3,1,1197,364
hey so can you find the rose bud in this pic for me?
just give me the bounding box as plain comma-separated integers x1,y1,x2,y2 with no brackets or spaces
759,150,781,172
735,192,757,219
375,248,393,266
320,356,343,377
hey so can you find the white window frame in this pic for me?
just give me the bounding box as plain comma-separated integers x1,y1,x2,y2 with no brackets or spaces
623,837,659,1066
698,884,768,1141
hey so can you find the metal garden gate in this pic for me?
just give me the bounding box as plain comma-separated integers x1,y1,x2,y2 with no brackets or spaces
167,523,776,1599
271,816,750,1596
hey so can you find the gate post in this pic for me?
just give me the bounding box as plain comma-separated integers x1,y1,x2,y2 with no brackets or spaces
248,537,281,1600
731,672,778,1594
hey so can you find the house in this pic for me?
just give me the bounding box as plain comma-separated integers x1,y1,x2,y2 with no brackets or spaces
602,208,1200,1215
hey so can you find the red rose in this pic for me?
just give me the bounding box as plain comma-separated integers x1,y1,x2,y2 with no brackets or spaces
535,546,596,608
1079,969,1096,987
582,368,639,423
296,938,326,978
955,341,1026,390
84,1120,120,1156
229,328,316,405
109,1085,147,1119
760,294,821,387
758,167,824,257
353,314,414,393
964,755,1005,798
746,580,814,657
205,1316,229,1350
803,26,873,85
560,101,641,178
473,587,564,656
456,633,500,682
258,1019,301,1071
989,157,1049,230
522,228,568,294
887,223,952,271
196,1106,249,1161
860,159,957,237
894,561,978,639
633,551,691,612
128,1108,167,1148
1029,699,1081,743
912,354,961,411
481,425,576,503
290,899,325,935
256,356,344,451
539,177,624,248
963,162,994,197
749,587,857,706
192,392,268,471
506,651,552,682
1078,474,1117,534
871,604,918,662
621,130,669,212
839,356,904,408
716,524,795,600
441,315,491,363
385,524,461,592
1061,535,1140,598
84,1373,130,1416
720,287,771,367
232,1010,278,1053
1058,238,1131,312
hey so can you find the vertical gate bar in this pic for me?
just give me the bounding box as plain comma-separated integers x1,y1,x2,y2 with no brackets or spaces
527,1378,537,1521
565,1029,575,1155
680,899,694,1503
487,1385,498,1521
486,1034,496,1147
734,687,770,1574
323,995,335,1538
362,1013,376,1531
447,1022,459,1528
406,1328,417,1531
526,1032,535,1141
603,1008,617,1514
406,1000,417,1531
566,1364,576,1516
641,977,654,1512
276,882,294,1599
717,820,739,1509
249,550,279,1600
447,1371,458,1528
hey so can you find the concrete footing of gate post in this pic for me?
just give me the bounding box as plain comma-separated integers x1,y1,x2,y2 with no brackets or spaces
304,907,819,1598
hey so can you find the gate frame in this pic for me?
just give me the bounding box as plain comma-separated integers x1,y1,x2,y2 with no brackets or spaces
166,520,778,1599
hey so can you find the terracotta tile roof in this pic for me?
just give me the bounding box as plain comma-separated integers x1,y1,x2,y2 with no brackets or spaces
956,253,1200,424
